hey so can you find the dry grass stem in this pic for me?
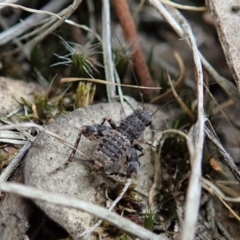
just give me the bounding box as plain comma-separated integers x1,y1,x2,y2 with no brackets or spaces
202,178,240,221
111,0,155,93
24,0,82,54
0,182,166,240
217,197,240,222
0,0,17,9
79,179,132,238
0,0,68,46
160,0,207,11
102,0,116,101
152,129,189,147
150,51,186,103
166,73,195,120
205,120,240,182
180,20,205,240
60,77,161,89
0,142,31,183
0,123,89,160
212,99,234,114
133,0,145,20
0,3,62,19
64,20,102,42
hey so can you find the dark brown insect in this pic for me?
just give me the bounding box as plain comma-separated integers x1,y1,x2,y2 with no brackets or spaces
67,107,153,178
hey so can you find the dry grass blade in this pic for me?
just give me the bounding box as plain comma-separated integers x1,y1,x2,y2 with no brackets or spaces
166,73,195,120
180,19,205,240
160,0,207,11
0,129,28,144
0,142,31,183
102,0,116,101
0,3,62,19
25,0,82,53
0,0,68,46
205,120,240,182
218,198,240,222
60,77,162,89
202,178,240,222
79,179,132,238
64,20,102,42
152,129,188,146
0,0,17,9
212,99,233,114
0,182,167,240
202,83,240,143
150,51,185,103
0,123,89,160
202,178,240,203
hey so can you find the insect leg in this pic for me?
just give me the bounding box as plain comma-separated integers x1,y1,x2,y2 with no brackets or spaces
51,125,111,174
133,143,146,157
101,116,117,129
126,144,145,178
68,125,111,162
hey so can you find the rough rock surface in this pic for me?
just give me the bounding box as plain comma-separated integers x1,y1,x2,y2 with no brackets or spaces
24,101,168,239
0,77,44,114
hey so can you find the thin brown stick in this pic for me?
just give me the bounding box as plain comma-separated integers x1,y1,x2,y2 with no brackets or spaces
166,73,195,120
111,0,155,94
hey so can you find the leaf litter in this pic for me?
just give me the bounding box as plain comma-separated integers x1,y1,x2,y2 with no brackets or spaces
0,1,240,240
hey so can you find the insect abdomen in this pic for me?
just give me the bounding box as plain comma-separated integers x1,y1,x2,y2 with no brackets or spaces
92,130,131,170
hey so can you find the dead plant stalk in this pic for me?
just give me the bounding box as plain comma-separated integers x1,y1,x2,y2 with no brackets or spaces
111,0,155,93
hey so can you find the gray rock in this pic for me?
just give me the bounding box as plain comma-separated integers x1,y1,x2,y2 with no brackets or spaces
24,101,168,239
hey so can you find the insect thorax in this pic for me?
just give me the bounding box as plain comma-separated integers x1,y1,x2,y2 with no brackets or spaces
117,108,152,142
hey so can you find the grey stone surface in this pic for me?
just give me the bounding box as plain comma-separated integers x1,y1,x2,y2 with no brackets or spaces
24,101,168,239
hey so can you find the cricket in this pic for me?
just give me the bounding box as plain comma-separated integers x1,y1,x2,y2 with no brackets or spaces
52,32,162,179
53,75,162,178
67,107,153,178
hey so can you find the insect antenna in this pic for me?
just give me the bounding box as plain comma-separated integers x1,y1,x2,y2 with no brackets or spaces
151,91,194,117
111,30,145,109
151,97,178,117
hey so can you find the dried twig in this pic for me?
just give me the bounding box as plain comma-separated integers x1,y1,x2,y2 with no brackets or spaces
79,179,132,238
0,182,166,240
111,0,155,93
0,142,31,183
166,73,195,120
0,0,69,46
